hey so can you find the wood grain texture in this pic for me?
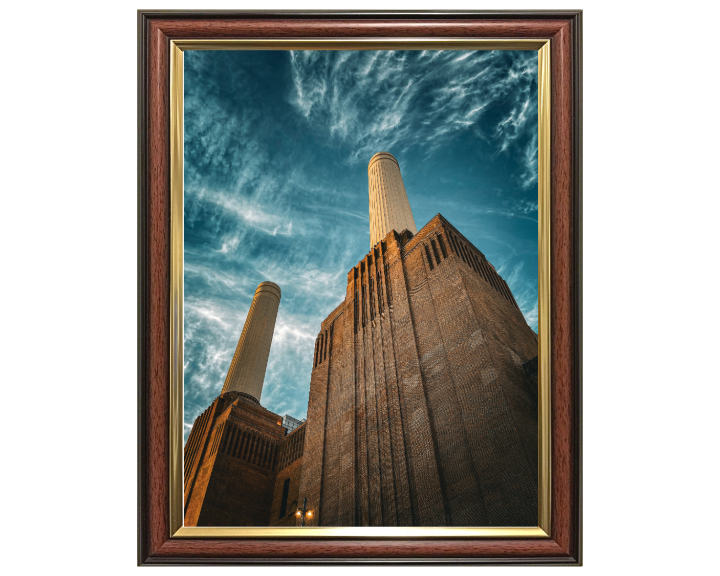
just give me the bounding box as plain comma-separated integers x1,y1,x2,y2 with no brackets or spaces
138,11,582,565
150,18,571,39
147,18,171,559
550,20,574,557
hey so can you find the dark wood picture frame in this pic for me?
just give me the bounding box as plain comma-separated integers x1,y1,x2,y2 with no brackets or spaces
138,10,582,565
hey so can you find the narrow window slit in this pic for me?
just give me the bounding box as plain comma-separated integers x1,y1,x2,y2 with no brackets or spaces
384,264,393,305
431,238,442,263
362,283,367,327
437,234,448,258
376,273,384,315
354,290,358,334
425,245,435,270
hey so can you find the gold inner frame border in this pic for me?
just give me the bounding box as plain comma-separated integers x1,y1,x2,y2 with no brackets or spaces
169,38,551,539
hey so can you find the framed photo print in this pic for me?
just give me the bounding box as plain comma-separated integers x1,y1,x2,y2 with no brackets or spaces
138,10,582,565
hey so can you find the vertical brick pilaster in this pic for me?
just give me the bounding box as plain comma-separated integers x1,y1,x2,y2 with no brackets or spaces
353,275,370,525
385,237,446,526
405,238,486,526
337,305,356,526
363,268,383,526
297,345,331,526
371,255,398,526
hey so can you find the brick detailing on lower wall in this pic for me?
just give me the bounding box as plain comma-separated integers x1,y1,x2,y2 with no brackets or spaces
269,455,305,526
267,422,308,526
183,391,290,527
523,355,539,396
183,402,216,497
217,421,280,471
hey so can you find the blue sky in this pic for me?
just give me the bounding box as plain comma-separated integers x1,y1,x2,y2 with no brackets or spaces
183,49,538,441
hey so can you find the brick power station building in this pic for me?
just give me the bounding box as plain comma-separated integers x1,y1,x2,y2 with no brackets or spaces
183,152,539,527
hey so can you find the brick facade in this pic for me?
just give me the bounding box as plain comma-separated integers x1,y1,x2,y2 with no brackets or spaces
298,214,539,527
183,391,306,526
268,423,306,526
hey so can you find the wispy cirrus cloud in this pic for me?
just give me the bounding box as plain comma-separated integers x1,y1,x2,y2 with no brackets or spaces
288,49,538,188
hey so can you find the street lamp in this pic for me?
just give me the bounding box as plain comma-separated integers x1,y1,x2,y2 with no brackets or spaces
295,497,314,527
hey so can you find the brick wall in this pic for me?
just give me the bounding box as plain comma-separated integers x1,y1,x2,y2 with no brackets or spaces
183,391,286,527
268,423,306,526
298,214,539,527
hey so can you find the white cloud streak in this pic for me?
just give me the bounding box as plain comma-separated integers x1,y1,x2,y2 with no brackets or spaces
287,50,538,186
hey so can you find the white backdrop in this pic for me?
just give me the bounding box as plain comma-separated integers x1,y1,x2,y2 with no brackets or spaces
2,1,718,573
